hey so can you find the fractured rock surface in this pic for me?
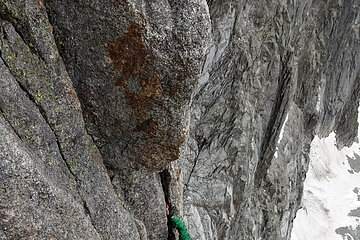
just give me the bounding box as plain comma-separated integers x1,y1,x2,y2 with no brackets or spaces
0,0,359,240
177,0,360,239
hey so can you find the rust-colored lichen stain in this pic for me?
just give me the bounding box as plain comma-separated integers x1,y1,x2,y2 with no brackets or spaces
107,22,163,118
124,76,162,115
107,23,184,169
107,23,148,77
107,21,186,170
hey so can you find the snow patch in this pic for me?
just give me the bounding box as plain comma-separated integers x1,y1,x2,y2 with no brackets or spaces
278,113,289,144
274,113,289,158
291,106,360,240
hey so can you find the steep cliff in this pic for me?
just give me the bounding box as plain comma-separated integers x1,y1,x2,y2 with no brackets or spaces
0,0,359,240
178,1,360,239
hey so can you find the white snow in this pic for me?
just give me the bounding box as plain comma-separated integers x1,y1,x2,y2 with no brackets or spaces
291,106,360,240
274,113,289,158
278,113,289,144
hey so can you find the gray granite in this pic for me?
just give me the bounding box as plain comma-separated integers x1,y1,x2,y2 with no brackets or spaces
0,0,359,239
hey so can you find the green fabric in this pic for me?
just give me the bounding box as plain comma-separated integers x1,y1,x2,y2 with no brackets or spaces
170,215,192,240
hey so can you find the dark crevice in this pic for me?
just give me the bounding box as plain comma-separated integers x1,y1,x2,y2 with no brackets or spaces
231,11,239,38
160,169,176,240
254,52,293,187
54,139,80,182
0,5,45,61
82,200,101,234
83,200,91,217
160,169,171,204
0,51,90,229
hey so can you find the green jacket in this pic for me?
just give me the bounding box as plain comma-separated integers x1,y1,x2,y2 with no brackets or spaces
170,215,192,240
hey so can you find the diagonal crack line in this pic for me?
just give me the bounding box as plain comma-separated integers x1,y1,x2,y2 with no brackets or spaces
0,17,95,234
185,153,199,190
0,53,80,182
254,53,293,187
0,6,45,62
185,138,208,190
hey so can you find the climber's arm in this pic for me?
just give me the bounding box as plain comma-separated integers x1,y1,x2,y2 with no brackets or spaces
170,215,192,240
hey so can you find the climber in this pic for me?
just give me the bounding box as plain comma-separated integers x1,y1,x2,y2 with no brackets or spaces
166,204,192,240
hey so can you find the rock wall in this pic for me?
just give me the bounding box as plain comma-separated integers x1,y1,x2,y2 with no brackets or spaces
0,0,359,240
177,1,360,239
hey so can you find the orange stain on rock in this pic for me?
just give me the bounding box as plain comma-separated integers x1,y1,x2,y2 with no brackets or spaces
107,23,149,78
107,22,185,170
107,22,164,119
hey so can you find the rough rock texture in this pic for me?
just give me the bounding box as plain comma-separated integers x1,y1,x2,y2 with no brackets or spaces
0,0,359,240
45,0,211,172
177,1,360,239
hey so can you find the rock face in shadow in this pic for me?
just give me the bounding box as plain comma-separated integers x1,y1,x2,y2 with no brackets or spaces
0,0,359,240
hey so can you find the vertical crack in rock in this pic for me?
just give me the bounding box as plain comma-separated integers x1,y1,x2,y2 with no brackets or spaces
185,155,199,190
160,169,172,207
0,4,141,238
2,0,359,239
160,169,176,240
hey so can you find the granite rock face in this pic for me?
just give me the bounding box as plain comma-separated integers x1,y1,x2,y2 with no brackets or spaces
45,0,211,172
178,1,360,239
0,0,359,240
0,2,142,238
